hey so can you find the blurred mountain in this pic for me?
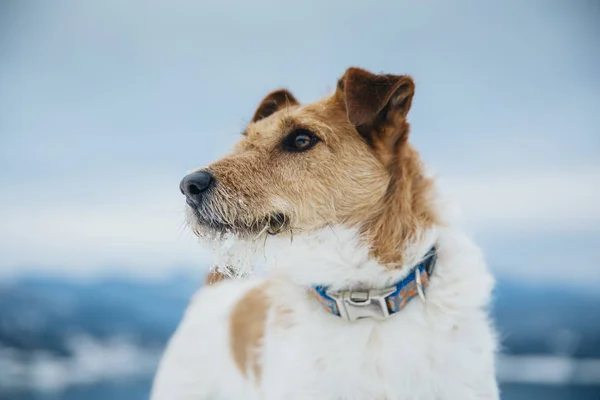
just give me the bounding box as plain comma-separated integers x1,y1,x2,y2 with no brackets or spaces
1,271,599,359
0,274,201,357
1,271,599,399
494,280,600,358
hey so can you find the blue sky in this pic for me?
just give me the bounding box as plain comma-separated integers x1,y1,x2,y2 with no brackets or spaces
0,1,598,285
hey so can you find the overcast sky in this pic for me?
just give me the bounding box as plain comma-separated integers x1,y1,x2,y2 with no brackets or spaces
0,1,598,286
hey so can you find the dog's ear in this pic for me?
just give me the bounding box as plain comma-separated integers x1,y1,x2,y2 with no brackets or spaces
252,89,299,123
338,67,414,141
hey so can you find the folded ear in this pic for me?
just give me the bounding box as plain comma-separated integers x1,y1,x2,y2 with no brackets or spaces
252,89,299,123
338,67,415,137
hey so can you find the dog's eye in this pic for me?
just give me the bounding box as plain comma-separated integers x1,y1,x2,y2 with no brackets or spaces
283,129,319,152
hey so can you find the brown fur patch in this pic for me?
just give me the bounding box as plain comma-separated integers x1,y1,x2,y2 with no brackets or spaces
204,268,228,285
361,140,439,266
230,283,270,382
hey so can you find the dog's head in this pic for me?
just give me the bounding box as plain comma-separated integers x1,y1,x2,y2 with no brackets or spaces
181,67,437,266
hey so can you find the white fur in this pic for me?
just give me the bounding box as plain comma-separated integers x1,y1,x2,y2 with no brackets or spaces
151,225,499,399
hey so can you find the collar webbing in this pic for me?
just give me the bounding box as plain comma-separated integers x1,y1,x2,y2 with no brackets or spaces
310,246,437,321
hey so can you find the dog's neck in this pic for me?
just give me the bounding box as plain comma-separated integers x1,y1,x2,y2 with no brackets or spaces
359,143,440,268
211,224,439,292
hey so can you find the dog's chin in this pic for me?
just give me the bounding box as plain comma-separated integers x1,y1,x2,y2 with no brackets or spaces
188,209,290,240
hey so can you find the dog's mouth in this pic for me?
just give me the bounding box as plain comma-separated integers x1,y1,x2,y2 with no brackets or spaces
189,209,290,239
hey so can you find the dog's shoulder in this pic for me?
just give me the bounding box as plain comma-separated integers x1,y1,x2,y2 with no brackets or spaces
151,277,267,399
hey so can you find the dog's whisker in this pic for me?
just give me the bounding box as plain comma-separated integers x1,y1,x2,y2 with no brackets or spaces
253,222,270,241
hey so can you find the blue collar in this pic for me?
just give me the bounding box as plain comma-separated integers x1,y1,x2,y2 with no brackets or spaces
310,247,437,321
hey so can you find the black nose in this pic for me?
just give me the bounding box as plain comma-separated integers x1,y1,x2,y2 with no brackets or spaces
179,171,215,207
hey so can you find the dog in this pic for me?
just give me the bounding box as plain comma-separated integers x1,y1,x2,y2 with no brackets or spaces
151,67,499,399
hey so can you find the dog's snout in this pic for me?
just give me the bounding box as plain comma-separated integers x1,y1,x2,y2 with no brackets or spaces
179,171,215,207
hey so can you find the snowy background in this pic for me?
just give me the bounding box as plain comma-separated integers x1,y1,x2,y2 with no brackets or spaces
1,1,599,399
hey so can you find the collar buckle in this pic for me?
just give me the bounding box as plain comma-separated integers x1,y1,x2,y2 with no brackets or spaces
326,287,396,321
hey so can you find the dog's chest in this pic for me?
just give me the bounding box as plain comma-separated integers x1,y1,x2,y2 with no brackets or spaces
260,304,489,400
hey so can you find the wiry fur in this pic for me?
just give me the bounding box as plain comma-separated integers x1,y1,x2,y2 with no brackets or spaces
152,67,499,399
